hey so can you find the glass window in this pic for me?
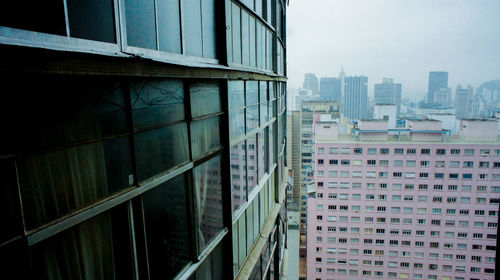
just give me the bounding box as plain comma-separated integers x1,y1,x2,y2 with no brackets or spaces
190,82,221,118
131,79,185,129
142,174,191,279
231,143,246,213
31,205,133,280
125,0,157,49
258,131,268,180
0,2,67,36
183,0,203,56
246,106,259,132
156,0,182,53
231,3,242,64
19,137,134,229
67,0,116,43
193,156,223,252
135,123,189,182
201,0,217,58
238,214,247,266
247,136,258,194
0,159,23,243
190,116,221,160
241,10,250,65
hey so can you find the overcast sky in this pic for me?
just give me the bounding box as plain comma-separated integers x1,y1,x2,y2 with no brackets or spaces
286,0,500,101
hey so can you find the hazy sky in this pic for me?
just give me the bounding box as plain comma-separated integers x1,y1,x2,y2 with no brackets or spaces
287,0,500,101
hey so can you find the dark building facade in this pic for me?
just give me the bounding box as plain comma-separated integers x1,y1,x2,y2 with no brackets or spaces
0,1,288,280
427,71,449,104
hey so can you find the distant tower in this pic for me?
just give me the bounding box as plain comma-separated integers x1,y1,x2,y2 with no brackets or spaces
319,77,341,102
343,76,368,120
427,71,448,104
339,65,346,101
455,84,474,119
303,73,319,96
374,78,402,117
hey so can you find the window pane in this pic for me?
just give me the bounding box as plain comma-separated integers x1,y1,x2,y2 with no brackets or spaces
247,135,258,194
30,205,133,280
0,2,66,36
14,78,128,154
190,82,221,118
131,79,184,129
19,137,134,229
241,10,250,65
142,174,191,279
247,204,254,250
125,0,157,49
258,131,267,180
183,0,203,57
256,22,263,68
0,159,23,243
249,16,256,67
67,0,115,43
229,81,245,110
193,156,223,252
191,116,221,160
246,81,259,106
229,109,245,139
202,0,217,58
157,0,181,53
231,142,246,213
134,123,189,182
238,214,247,265
231,3,242,64
269,124,275,167
246,105,259,132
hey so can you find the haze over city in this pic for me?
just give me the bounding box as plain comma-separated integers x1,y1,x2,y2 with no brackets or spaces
287,0,500,100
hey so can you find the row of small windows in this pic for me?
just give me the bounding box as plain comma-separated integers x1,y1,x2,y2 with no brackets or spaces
317,158,500,168
317,203,500,215
318,147,500,156
315,230,497,240
316,182,500,193
314,244,497,254
314,267,495,277
314,216,499,228
316,192,500,204
316,170,500,180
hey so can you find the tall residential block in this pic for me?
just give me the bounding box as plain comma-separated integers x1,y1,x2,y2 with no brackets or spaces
428,71,449,104
0,1,288,279
306,117,499,280
374,78,402,117
343,76,369,120
320,77,342,102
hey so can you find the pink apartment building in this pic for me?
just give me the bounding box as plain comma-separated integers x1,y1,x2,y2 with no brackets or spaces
306,116,499,280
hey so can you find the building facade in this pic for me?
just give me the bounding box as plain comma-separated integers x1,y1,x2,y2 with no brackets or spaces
428,71,449,105
0,1,288,280
374,78,402,117
306,118,499,280
456,85,474,119
319,77,342,103
343,76,369,120
303,73,320,97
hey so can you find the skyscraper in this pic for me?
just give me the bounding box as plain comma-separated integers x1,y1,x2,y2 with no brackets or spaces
374,78,402,117
428,71,449,104
320,77,342,102
0,1,288,280
303,73,320,96
307,117,499,280
343,76,369,120
455,84,474,119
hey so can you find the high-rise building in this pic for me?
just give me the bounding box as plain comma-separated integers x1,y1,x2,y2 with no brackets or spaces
319,77,342,102
455,85,474,119
434,87,452,107
428,71,449,104
303,73,320,96
343,76,369,120
374,78,402,117
306,117,499,280
0,1,288,280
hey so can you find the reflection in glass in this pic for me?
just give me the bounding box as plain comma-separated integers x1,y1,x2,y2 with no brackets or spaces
231,3,242,64
247,135,258,194
249,16,256,67
157,0,181,53
231,143,246,213
268,125,274,168
190,82,221,118
19,137,133,229
125,0,157,49
228,81,245,110
67,0,116,43
230,109,245,139
256,22,263,69
193,156,223,251
238,214,247,266
202,0,217,59
246,105,259,133
135,123,189,182
247,203,254,250
246,81,259,106
30,205,133,280
142,174,191,279
258,131,267,180
260,102,269,125
191,117,221,160
130,79,184,129
241,11,250,65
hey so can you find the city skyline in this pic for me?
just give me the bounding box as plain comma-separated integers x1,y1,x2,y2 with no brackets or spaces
287,0,500,100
